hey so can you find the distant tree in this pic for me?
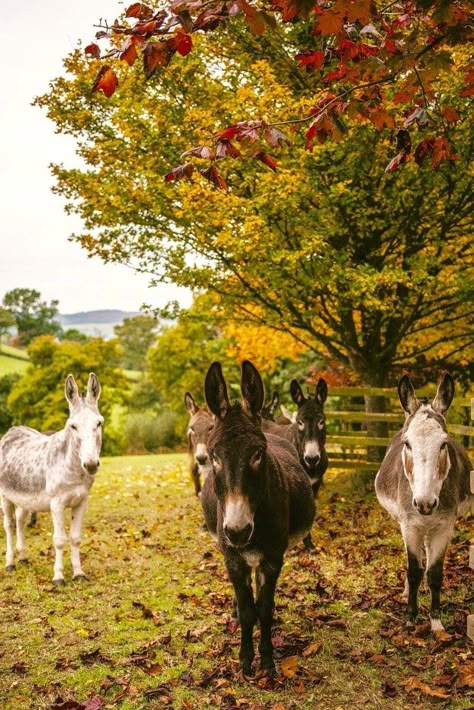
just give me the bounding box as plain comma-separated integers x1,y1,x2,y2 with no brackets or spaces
114,314,159,371
0,373,21,434
0,307,15,351
2,289,63,347
60,328,90,343
147,299,232,434
7,335,128,453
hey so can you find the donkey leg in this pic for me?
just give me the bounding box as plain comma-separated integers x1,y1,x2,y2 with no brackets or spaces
227,557,257,675
15,507,29,563
191,463,201,496
256,559,282,671
70,498,88,580
425,522,454,632
1,497,16,571
50,500,67,585
401,523,424,626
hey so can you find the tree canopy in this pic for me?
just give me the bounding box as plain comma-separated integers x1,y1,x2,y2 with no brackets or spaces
84,0,473,180
37,31,473,386
2,288,63,347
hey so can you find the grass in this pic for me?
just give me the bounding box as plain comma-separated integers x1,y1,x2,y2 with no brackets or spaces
0,454,472,709
0,344,29,377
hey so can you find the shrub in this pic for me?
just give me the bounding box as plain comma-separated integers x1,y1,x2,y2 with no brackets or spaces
124,411,179,452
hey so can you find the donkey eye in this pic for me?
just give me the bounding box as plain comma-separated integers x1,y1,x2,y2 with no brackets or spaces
71,424,78,431
317,419,325,430
440,442,447,450
405,441,412,451
96,421,102,428
297,420,305,431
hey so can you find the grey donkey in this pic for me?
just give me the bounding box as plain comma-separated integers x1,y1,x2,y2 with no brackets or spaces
0,373,103,584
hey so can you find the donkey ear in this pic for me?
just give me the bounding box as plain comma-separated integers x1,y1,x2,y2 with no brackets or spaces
86,373,101,404
65,374,80,407
315,378,328,404
205,362,230,420
398,375,418,415
290,379,305,406
269,391,279,416
241,360,265,420
432,372,455,415
184,392,199,415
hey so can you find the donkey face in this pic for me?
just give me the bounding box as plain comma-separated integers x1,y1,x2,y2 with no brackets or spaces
65,373,103,476
399,373,454,515
290,378,328,474
205,361,267,548
185,393,214,466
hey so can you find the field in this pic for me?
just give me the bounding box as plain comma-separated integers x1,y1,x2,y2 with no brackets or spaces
0,454,472,709
0,344,29,377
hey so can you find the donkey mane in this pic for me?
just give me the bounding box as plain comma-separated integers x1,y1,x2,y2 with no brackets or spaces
403,404,448,433
209,403,266,448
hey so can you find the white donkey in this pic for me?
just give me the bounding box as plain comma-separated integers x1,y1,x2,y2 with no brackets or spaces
0,373,103,584
375,373,472,631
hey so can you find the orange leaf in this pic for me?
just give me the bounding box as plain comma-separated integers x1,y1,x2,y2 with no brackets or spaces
126,3,155,19
91,66,118,98
121,42,138,66
317,11,344,35
458,661,474,688
253,151,278,171
281,655,298,678
303,640,322,657
143,41,175,79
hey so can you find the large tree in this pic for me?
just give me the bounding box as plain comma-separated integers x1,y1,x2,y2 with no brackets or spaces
84,0,473,178
36,33,473,389
114,314,159,371
2,289,63,347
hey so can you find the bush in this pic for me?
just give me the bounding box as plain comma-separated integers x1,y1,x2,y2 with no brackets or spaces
124,411,179,452
0,373,21,434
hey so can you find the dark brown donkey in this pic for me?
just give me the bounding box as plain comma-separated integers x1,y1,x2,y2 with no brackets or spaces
375,373,473,631
263,378,328,548
201,361,315,675
184,393,214,496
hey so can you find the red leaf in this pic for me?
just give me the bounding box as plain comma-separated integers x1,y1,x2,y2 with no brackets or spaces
126,3,155,19
253,151,278,171
143,41,176,79
120,41,138,66
91,66,118,98
441,106,461,123
175,30,193,56
132,19,159,35
264,126,291,148
85,43,100,58
384,150,410,173
414,137,435,165
164,163,194,182
200,165,228,190
181,145,214,159
215,140,242,159
295,50,324,71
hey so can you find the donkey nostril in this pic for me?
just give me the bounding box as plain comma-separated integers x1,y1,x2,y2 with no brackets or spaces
413,498,418,509
224,524,252,546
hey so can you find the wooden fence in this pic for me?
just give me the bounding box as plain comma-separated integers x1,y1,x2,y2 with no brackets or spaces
324,386,474,472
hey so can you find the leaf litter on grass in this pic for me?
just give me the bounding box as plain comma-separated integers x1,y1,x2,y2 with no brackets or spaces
0,454,472,709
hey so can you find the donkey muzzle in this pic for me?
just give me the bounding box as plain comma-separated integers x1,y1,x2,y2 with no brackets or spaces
413,497,438,515
196,454,209,466
83,460,100,475
224,523,253,547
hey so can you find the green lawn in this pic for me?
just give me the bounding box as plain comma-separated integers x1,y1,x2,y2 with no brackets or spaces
0,347,29,376
0,454,472,709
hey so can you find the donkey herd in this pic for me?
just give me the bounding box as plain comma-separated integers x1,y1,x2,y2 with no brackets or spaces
0,363,472,675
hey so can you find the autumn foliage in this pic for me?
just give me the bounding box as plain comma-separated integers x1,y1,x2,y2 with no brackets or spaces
86,0,473,184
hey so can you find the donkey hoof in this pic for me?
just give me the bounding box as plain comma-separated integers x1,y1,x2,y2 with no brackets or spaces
241,661,254,677
19,558,30,565
73,573,88,582
6,564,16,572
260,658,275,672
52,578,65,587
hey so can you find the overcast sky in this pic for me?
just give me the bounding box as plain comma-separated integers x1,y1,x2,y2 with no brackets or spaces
0,0,190,315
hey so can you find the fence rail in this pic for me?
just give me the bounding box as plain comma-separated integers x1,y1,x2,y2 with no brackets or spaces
325,386,474,473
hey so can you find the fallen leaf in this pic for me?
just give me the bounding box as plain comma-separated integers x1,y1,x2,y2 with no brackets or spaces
280,655,298,678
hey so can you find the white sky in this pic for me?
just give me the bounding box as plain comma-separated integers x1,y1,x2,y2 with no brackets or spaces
0,0,190,314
